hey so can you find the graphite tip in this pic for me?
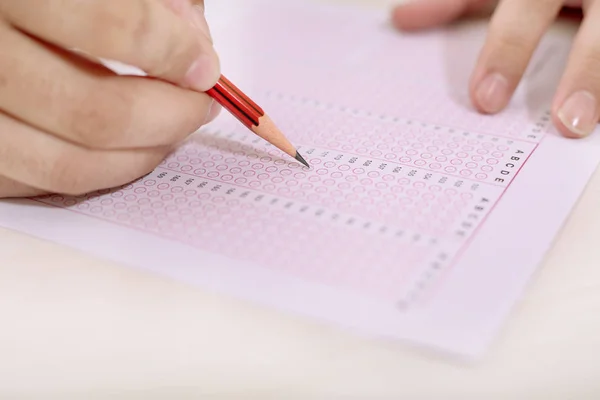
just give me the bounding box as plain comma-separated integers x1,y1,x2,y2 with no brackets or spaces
295,151,310,168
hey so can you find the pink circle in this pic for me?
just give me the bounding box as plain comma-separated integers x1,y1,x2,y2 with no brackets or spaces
487,158,499,165
435,156,447,162
471,155,483,162
460,169,472,176
235,178,247,184
295,172,306,179
243,170,255,177
448,142,459,149
323,179,335,186
497,145,509,151
151,201,164,209
466,162,477,169
134,187,146,194
385,153,397,160
238,160,250,167
167,162,180,169
422,193,435,201
429,185,441,192
264,184,275,191
181,166,193,172
324,161,335,168
492,152,504,158
331,172,343,179
114,202,127,210
406,149,418,156
441,149,453,155
266,166,277,173
157,183,169,190
125,194,137,201
476,173,488,180
272,176,284,184
316,186,328,193
414,181,426,189
391,185,403,193
225,157,237,164
457,152,468,158
407,189,419,197
370,150,383,157
207,172,219,178
193,168,206,176
190,158,202,165
252,163,264,170
360,178,373,186
477,149,489,155
280,169,292,176
353,168,365,174
445,166,457,173
339,165,350,171
171,186,183,193
286,179,298,187
421,153,432,159
338,182,350,190
400,157,412,163
144,180,156,186
161,194,173,201
415,160,426,166
367,171,380,178
203,161,215,168
256,173,268,180
451,159,462,165
462,145,474,151
221,174,233,181
311,158,322,165
308,176,320,183
230,167,242,174
216,164,228,171
429,163,441,169
383,174,395,181
249,181,261,188
481,165,493,172
375,182,388,189
316,169,328,175
185,190,197,197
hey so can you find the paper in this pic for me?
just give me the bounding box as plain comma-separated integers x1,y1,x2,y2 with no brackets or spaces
2,0,600,358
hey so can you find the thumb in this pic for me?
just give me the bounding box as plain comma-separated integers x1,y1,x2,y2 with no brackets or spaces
392,0,495,31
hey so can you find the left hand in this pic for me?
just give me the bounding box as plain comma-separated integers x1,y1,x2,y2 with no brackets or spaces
392,0,599,138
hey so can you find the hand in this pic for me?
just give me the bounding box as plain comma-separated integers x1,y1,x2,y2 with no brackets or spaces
392,0,599,139
0,0,220,198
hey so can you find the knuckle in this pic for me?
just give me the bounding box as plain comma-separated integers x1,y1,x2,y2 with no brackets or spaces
66,82,135,149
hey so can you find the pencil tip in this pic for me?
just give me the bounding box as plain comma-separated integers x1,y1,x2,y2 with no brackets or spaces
295,151,310,168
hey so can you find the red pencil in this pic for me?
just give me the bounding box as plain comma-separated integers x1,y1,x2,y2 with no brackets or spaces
206,75,309,168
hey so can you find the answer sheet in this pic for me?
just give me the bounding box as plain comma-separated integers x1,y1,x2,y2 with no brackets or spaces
2,0,600,358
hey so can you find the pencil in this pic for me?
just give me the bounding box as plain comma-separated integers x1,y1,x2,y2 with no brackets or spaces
206,75,309,168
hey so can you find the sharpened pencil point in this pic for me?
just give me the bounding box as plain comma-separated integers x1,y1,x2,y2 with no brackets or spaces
295,151,310,168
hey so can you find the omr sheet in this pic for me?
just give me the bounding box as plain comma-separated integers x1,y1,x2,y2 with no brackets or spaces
2,0,600,358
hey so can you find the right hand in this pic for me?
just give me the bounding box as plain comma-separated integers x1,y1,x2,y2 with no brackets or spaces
0,0,220,198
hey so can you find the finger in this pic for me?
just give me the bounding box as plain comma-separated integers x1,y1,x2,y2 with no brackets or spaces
0,0,219,91
0,175,46,198
468,0,564,114
0,111,171,195
392,0,492,31
552,0,600,138
0,22,215,150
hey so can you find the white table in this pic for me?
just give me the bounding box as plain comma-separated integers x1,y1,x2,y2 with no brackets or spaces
2,1,600,398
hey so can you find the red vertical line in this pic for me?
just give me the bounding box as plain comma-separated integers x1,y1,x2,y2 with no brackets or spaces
212,80,261,126
219,75,264,116
207,86,255,128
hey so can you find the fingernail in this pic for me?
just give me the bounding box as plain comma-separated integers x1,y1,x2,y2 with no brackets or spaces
475,73,509,113
557,90,598,137
185,51,220,92
191,5,213,43
205,100,222,123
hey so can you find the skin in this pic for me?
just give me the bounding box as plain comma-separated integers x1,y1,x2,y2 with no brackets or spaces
0,0,220,198
392,0,600,140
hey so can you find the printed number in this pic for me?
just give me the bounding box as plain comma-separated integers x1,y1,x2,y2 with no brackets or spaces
320,151,329,157
424,173,432,180
438,177,447,184
157,172,167,179
379,163,387,170
198,181,208,188
185,178,194,186
408,170,417,177
454,180,463,188
363,160,372,167
226,188,236,195
335,154,343,160
393,167,402,173
211,184,222,192
170,175,180,182
349,157,358,164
